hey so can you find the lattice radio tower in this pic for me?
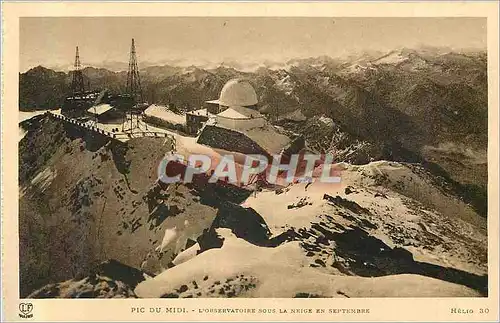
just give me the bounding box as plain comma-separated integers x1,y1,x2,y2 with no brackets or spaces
71,46,85,95
123,38,146,132
126,38,144,102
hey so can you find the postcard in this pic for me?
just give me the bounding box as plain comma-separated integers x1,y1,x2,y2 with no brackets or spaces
2,1,499,322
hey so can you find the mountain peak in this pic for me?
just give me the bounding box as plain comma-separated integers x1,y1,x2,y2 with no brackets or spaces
27,65,53,73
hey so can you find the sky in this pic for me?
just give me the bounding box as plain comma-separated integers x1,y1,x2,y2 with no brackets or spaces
20,17,486,72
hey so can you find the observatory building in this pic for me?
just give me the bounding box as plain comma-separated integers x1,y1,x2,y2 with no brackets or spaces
196,78,304,158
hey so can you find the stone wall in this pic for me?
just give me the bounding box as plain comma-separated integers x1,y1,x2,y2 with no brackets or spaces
143,114,186,133
197,125,271,157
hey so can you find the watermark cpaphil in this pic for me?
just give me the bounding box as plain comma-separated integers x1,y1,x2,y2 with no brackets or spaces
157,152,342,186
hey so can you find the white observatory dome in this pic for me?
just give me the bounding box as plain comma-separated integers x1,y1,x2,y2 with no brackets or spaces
206,79,258,107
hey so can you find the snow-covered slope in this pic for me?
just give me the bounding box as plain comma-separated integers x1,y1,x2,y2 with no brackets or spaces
136,229,480,298
134,160,487,298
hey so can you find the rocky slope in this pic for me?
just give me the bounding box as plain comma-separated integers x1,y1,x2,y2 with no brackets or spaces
19,115,217,296
20,114,487,298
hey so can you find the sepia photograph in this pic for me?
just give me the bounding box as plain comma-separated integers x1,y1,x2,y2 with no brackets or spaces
2,1,499,322
17,15,489,298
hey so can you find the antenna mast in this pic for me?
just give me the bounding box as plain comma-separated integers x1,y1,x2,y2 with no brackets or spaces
123,38,147,133
126,38,143,103
71,46,85,95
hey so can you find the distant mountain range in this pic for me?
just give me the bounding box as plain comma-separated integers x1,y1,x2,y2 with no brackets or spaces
19,47,488,189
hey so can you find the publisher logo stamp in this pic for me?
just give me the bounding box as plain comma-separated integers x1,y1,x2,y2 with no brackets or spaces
19,303,33,319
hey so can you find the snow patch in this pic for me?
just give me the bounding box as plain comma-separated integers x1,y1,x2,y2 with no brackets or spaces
275,74,294,95
31,167,56,192
156,227,178,253
172,243,201,266
144,104,186,125
318,116,334,126
372,52,408,65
